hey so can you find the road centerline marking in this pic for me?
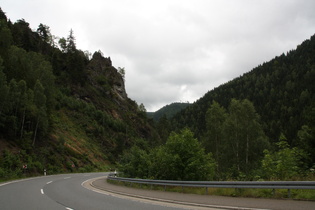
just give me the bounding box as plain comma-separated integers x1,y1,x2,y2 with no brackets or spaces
46,181,52,184
41,189,44,194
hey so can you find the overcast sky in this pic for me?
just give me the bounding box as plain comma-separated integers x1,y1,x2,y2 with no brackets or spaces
2,0,315,111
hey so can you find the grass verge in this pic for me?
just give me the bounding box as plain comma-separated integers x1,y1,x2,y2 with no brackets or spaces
107,179,315,201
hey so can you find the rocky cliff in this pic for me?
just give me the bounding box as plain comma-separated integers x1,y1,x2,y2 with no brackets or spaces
87,52,127,101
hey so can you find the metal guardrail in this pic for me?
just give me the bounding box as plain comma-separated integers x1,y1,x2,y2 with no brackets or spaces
107,175,315,197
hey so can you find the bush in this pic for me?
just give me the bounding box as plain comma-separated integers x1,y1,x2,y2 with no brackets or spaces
118,128,217,181
261,138,308,180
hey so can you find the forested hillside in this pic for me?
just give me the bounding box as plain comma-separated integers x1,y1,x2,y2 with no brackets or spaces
117,35,314,182
147,102,191,121
167,34,315,179
172,36,314,142
0,9,158,179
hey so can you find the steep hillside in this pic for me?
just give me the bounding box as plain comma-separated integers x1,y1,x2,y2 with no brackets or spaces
0,9,158,179
171,34,315,163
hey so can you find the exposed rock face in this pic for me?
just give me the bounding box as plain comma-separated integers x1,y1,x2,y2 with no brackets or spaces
87,51,127,101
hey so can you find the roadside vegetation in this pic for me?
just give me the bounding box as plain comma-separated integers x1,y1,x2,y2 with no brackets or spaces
0,7,314,202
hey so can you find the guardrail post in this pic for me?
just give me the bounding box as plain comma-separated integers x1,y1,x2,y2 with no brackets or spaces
205,187,208,195
164,185,166,191
235,188,242,196
288,189,291,198
272,189,275,196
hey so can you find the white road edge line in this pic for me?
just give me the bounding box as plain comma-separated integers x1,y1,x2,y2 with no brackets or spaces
46,181,52,184
65,207,73,210
41,189,44,194
82,176,271,210
0,176,47,187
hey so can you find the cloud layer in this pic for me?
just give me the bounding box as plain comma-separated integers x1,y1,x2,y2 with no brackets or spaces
2,0,315,111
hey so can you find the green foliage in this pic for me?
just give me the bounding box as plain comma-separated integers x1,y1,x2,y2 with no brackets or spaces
96,75,111,91
171,35,315,180
117,67,125,80
32,80,48,145
119,128,216,181
203,99,268,179
58,37,67,53
0,45,54,142
118,146,150,178
224,99,268,176
171,35,315,143
66,29,76,53
261,135,307,180
11,19,38,52
1,7,313,183
0,58,9,123
37,23,52,44
0,9,158,180
0,150,22,180
297,122,315,166
0,19,13,58
154,115,171,144
204,101,226,175
154,129,216,181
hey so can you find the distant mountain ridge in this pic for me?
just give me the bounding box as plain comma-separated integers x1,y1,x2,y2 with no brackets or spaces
147,102,191,121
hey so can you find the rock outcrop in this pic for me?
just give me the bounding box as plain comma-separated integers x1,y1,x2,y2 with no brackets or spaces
87,51,127,101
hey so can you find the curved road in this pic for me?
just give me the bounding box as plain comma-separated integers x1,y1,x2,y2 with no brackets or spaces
2,173,314,210
0,172,196,210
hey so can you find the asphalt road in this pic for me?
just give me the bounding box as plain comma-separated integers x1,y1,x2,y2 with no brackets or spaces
2,173,314,210
0,172,201,210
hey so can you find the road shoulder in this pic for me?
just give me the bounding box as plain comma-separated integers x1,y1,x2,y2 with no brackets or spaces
84,176,315,210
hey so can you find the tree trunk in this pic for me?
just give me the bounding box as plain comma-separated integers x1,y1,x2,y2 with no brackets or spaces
235,120,240,172
215,134,220,174
20,109,25,139
32,117,39,147
246,134,249,165
236,141,240,172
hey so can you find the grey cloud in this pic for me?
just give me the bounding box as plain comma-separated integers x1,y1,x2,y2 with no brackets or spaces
2,0,315,111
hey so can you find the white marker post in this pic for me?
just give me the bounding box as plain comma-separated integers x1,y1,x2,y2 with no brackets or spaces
44,169,46,176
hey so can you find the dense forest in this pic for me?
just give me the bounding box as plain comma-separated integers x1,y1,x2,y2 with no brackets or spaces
119,35,315,181
171,39,315,145
0,8,159,179
167,34,315,180
0,8,314,182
